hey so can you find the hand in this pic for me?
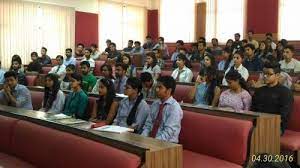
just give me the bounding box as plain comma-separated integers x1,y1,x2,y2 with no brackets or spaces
3,84,11,94
195,75,202,85
249,80,256,87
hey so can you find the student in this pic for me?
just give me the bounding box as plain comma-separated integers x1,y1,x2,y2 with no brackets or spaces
143,52,161,80
154,49,165,68
256,41,273,64
265,33,276,50
243,43,263,71
10,55,24,73
9,56,26,86
80,61,97,93
92,64,115,94
115,63,128,94
0,71,32,110
219,70,252,111
123,40,134,53
48,55,66,81
171,54,193,83
40,73,65,113
251,62,293,134
0,61,5,84
218,47,233,71
90,78,118,124
140,72,157,99
198,41,209,62
90,43,100,60
75,43,85,57
39,47,51,65
222,51,249,86
210,38,223,56
131,41,145,62
232,33,242,54
122,53,137,78
275,39,288,62
108,43,122,63
152,37,169,59
247,30,259,49
171,40,184,64
27,52,42,73
82,48,95,72
198,36,206,43
141,76,183,143
64,48,76,66
113,77,150,133
143,36,155,50
189,67,221,106
60,64,76,90
279,45,300,73
203,53,216,70
190,43,200,62
225,39,234,52
63,73,88,120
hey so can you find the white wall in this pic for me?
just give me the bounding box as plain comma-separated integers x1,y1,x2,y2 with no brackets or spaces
24,0,99,13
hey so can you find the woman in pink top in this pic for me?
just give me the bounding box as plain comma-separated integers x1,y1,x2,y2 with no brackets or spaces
219,70,252,111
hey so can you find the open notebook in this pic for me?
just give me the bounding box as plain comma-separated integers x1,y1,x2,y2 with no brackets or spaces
92,125,134,134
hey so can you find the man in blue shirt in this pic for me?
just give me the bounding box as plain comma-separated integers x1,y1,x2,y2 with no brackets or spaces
142,76,183,143
243,43,263,71
0,71,33,110
64,48,76,66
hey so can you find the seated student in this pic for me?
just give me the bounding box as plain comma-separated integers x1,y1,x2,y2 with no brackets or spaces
80,61,97,93
218,47,234,71
225,39,234,52
189,67,221,106
63,73,88,120
202,53,216,70
39,47,51,65
115,63,128,94
92,64,115,94
27,52,42,73
113,77,150,134
222,51,249,86
243,43,263,71
198,41,210,63
0,71,32,110
0,61,5,84
219,70,252,111
48,55,66,81
154,49,165,69
210,38,223,56
142,52,161,80
279,45,300,73
122,53,137,78
275,39,288,62
143,35,155,50
82,48,95,72
75,43,85,58
232,33,242,54
247,30,259,49
39,74,65,113
256,41,273,64
251,62,293,135
60,64,76,90
90,78,118,124
123,40,134,53
141,76,183,143
90,43,101,60
265,33,277,50
152,37,169,59
171,54,193,83
131,41,145,62
9,56,26,86
108,42,122,63
64,48,76,66
140,72,157,99
171,40,184,64
190,43,200,62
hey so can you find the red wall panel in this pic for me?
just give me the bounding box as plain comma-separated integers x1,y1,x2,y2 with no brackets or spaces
75,11,98,47
246,0,279,34
147,10,159,40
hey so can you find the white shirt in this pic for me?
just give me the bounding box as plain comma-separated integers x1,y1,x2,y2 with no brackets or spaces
142,65,161,77
91,51,100,60
40,90,65,114
271,42,277,50
222,64,249,86
171,66,193,83
82,57,95,68
279,58,300,73
49,64,66,80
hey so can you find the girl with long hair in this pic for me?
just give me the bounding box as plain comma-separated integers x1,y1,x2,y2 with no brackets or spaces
142,52,161,80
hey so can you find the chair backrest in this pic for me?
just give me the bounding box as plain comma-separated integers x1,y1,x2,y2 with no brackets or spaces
0,115,19,153
30,91,44,110
41,66,52,74
287,96,300,131
25,75,38,86
173,84,193,103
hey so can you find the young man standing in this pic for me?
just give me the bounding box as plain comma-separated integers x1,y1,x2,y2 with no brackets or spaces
114,63,128,94
0,71,33,110
64,48,76,66
39,47,51,65
49,55,66,81
243,44,263,71
142,76,183,143
251,62,293,135
279,45,300,73
80,61,97,93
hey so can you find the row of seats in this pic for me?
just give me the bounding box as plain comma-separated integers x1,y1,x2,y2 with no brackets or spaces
0,115,141,168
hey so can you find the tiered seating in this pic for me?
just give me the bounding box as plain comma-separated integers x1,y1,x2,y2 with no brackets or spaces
0,115,141,168
180,110,253,168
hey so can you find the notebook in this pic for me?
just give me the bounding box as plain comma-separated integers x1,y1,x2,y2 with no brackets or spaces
93,125,134,133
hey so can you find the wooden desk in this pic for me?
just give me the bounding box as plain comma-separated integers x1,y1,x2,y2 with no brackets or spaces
0,105,182,168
